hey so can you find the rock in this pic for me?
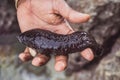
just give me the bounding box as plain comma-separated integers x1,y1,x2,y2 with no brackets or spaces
0,0,20,35
94,50,120,80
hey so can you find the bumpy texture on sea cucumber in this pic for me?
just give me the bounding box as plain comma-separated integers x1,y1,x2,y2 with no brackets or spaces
17,29,102,56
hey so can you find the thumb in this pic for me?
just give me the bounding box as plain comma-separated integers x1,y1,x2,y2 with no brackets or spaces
54,0,90,23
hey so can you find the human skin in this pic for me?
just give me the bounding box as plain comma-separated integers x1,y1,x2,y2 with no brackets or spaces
17,0,94,72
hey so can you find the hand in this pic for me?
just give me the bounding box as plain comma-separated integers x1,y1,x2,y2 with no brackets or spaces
17,0,94,72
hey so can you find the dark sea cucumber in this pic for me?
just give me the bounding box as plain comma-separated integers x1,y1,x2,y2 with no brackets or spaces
17,29,102,56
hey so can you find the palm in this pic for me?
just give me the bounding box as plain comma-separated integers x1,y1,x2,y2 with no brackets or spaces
17,0,73,34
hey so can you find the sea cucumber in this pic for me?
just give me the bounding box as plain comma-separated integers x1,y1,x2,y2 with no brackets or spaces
17,29,102,56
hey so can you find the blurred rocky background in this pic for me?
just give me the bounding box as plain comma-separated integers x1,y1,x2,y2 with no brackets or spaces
0,0,120,80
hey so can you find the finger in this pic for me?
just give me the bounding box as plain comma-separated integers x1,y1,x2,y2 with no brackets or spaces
55,55,68,72
32,54,50,66
19,47,33,61
52,23,72,72
29,48,38,57
80,48,94,61
53,0,90,23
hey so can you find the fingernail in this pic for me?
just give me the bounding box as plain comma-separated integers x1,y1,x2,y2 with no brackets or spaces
84,14,90,17
32,57,44,66
80,13,90,21
55,61,66,72
86,49,94,61
81,48,94,61
29,48,37,57
19,53,25,61
79,13,90,17
19,53,28,61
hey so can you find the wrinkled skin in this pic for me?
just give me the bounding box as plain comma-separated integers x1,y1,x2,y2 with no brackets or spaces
18,29,102,56
17,0,94,72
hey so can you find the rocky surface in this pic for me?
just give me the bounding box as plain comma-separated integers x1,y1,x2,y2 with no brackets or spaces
65,1,120,79
0,0,120,80
0,0,20,35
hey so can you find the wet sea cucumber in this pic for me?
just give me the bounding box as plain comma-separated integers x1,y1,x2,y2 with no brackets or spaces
17,29,102,56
